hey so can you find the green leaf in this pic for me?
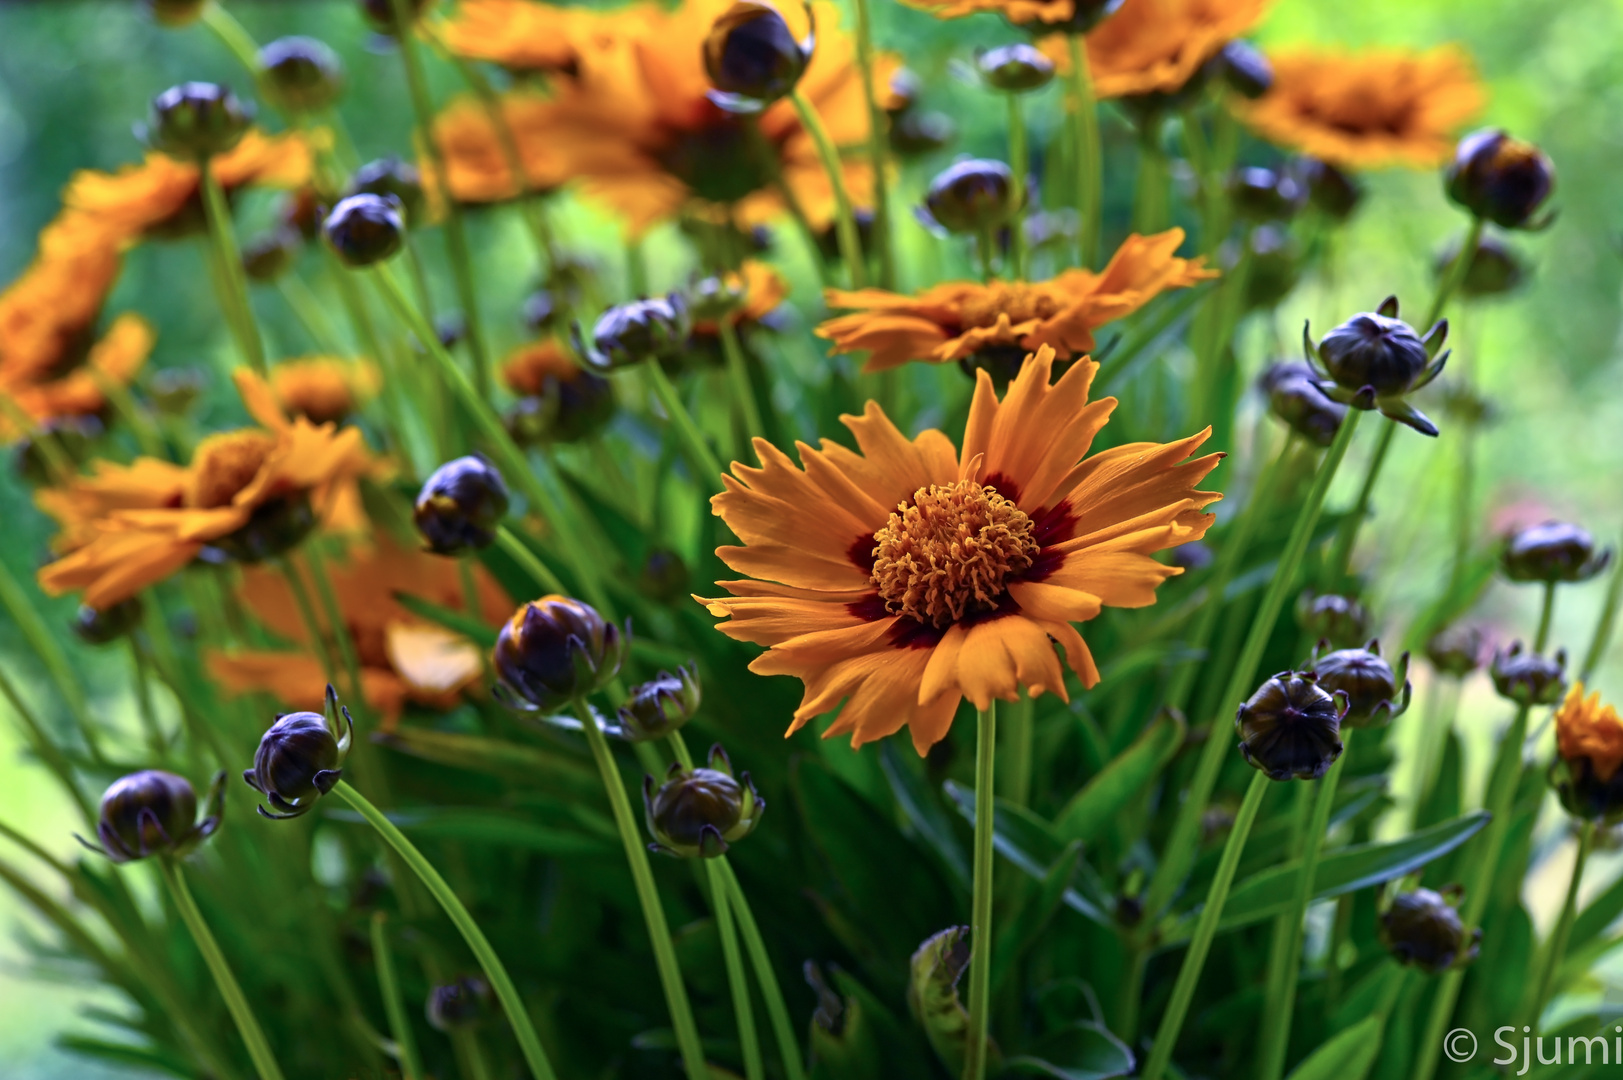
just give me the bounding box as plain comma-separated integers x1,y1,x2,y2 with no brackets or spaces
881,740,970,888
993,841,1082,995
1571,854,1623,951
374,727,601,798
908,926,999,1076
327,805,615,855
1283,1016,1382,1080
1004,1025,1135,1080
1054,709,1183,846
391,591,499,647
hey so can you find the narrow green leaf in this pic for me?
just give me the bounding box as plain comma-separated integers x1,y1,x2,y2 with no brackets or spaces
1054,709,1184,846
326,805,615,854
374,727,600,798
391,591,499,647
908,927,999,1076
1282,1016,1382,1080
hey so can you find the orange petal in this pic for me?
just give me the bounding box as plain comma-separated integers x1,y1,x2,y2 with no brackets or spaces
385,621,484,695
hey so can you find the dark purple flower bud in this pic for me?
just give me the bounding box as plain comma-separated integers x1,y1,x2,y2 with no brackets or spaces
143,82,252,160
259,36,345,114
1295,158,1362,220
703,1,812,113
1380,887,1479,973
1262,362,1345,447
86,770,224,862
1294,592,1373,649
891,111,956,158
1490,642,1567,707
643,745,764,858
1445,129,1556,230
72,598,145,646
1217,40,1272,99
1501,521,1612,585
1310,639,1411,728
426,976,496,1032
921,159,1017,235
414,454,510,555
492,597,628,711
617,665,701,742
1235,671,1347,781
1303,296,1448,435
977,44,1055,93
323,193,404,267
573,295,691,372
243,685,354,820
346,157,425,230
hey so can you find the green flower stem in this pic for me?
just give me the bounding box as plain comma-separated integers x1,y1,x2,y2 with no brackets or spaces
331,780,561,1080
1143,769,1269,1080
90,365,168,461
964,702,998,1080
1007,94,1029,280
1325,417,1395,587
387,0,493,400
568,701,709,1079
370,265,613,615
716,859,808,1080
709,860,765,1080
1256,732,1353,1080
851,0,895,288
1535,579,1557,653
157,859,288,1080
1002,692,1035,807
1140,409,1363,926
1131,129,1169,236
1410,677,1461,830
496,525,567,595
1065,35,1101,266
370,912,424,1080
276,557,341,685
978,226,997,282
719,318,767,459
303,544,371,714
790,89,866,288
278,274,345,353
1523,819,1595,1029
1425,217,1485,329
130,641,167,756
0,556,106,767
0,396,74,482
199,159,267,375
201,2,262,76
643,357,726,487
1095,285,1213,394
1580,553,1623,683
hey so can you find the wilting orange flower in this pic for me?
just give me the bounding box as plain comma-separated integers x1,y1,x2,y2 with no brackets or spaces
431,94,571,203
1236,46,1485,168
699,345,1221,754
438,0,898,233
1035,0,1274,99
269,357,380,425
0,211,151,436
209,537,511,729
439,0,619,75
36,369,374,608
1556,683,1623,784
63,129,314,242
816,230,1213,373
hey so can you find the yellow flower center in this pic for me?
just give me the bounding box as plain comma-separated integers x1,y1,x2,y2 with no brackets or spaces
186,429,276,509
959,284,1061,330
870,480,1038,628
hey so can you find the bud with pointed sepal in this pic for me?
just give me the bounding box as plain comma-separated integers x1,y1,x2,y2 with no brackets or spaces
413,454,510,556
1425,624,1484,678
1262,362,1345,447
1380,886,1480,974
1295,591,1372,648
1310,639,1411,728
616,665,701,742
1302,295,1448,436
1490,642,1567,707
1235,671,1348,781
1501,521,1612,585
243,684,355,820
643,744,764,858
572,295,692,373
81,770,225,862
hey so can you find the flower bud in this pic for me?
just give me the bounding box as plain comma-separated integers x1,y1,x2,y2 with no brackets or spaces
259,36,345,114
1244,226,1302,312
1435,232,1525,299
492,596,628,711
1295,158,1362,220
1303,296,1448,436
413,454,510,556
243,686,354,819
1445,129,1556,230
1310,639,1411,728
346,157,426,230
977,44,1055,93
643,744,764,858
887,69,923,116
1235,671,1347,781
145,0,207,26
72,598,145,646
617,665,701,742
323,193,404,267
688,273,750,324
703,1,812,113
360,0,431,35
242,229,298,283
504,371,615,447
143,82,252,160
1294,591,1372,648
1216,40,1272,99
891,110,956,158
1501,521,1612,585
87,770,224,862
426,976,496,1032
920,159,1017,235
1551,684,1623,822
1229,167,1301,222
573,295,691,372
638,547,691,604
1490,642,1567,707
1262,361,1344,446
1425,624,1485,678
1380,888,1480,974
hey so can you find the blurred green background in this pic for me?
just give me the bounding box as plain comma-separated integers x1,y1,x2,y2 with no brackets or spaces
3,0,1623,1075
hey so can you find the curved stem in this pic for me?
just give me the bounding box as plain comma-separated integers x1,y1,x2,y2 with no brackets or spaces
1535,580,1557,653
371,912,424,1080
789,89,866,288
1425,217,1484,329
1142,770,1270,1080
496,525,567,595
718,859,807,1080
157,859,287,1080
201,2,262,78
569,701,709,1077
643,357,725,486
1065,35,1101,266
963,702,998,1080
1524,819,1595,1029
199,158,266,374
331,781,560,1080
719,318,767,458
850,0,894,289
1326,418,1396,587
1006,94,1028,281
709,860,765,1080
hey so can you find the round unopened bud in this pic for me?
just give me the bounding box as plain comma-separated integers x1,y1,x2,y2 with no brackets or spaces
1262,362,1344,447
426,977,495,1032
575,295,691,372
1490,642,1567,707
703,1,810,112
492,596,628,712
144,82,252,160
1216,40,1272,99
617,665,701,742
1306,299,1447,429
1502,521,1612,585
347,157,425,230
1425,624,1484,678
922,159,1017,235
643,745,764,858
1436,232,1525,298
1294,591,1372,648
360,0,431,35
322,193,404,267
1229,167,1301,222
1311,640,1411,728
1235,671,1347,781
242,229,298,283
891,110,956,157
638,547,691,604
1244,226,1302,312
1445,129,1555,230
413,454,510,556
259,36,345,114
1380,888,1479,974
243,687,354,819
145,0,207,26
90,770,223,862
73,599,145,646
977,44,1055,93
1295,158,1362,220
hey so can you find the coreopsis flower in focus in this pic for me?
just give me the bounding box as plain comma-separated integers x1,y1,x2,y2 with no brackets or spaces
1234,671,1347,781
268,357,380,425
1235,46,1484,169
1501,521,1610,584
1380,887,1480,974
817,229,1214,375
502,340,616,444
82,770,225,862
208,537,511,730
1551,684,1623,822
35,369,374,608
1302,295,1449,436
1033,0,1274,99
1445,130,1556,230
699,345,1221,754
644,744,764,857
243,685,354,819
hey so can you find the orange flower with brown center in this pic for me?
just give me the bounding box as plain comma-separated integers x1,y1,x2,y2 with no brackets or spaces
36,368,374,608
699,345,1221,753
1556,683,1623,784
269,357,380,425
1033,0,1274,99
1236,45,1485,168
208,536,511,729
816,229,1214,372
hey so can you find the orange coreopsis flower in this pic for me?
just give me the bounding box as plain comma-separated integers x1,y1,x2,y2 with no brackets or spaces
269,357,381,425
208,537,511,728
699,345,1221,754
816,230,1214,372
1556,683,1623,785
1032,0,1274,99
1236,46,1485,168
63,129,314,242
430,94,571,203
36,369,375,608
439,0,618,75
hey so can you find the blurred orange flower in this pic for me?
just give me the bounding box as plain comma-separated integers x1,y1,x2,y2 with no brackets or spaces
439,0,620,75
1032,0,1274,99
269,357,381,426
430,93,571,203
1556,683,1623,784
